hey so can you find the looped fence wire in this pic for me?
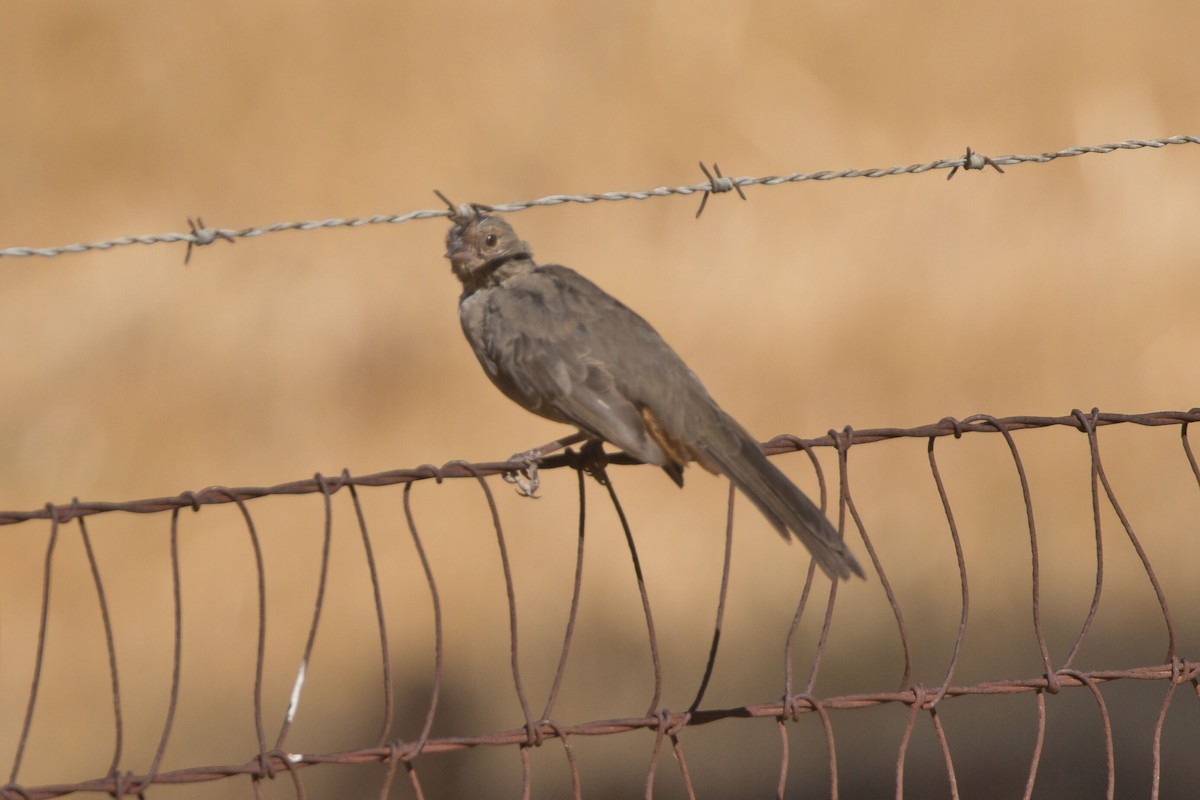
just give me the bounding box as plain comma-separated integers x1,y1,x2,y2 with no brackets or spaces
1,407,1198,800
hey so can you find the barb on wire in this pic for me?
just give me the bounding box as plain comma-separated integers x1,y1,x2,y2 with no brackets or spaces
183,217,235,264
2,135,1197,259
694,161,746,218
946,146,1006,180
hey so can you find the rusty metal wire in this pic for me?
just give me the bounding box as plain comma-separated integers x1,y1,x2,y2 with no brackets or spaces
1,407,1198,800
2,409,1196,527
1,135,1197,260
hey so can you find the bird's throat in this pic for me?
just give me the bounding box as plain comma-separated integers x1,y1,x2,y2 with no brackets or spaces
460,254,533,293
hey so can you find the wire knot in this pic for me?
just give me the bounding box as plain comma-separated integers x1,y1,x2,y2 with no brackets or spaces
415,463,446,484
523,717,543,747
180,490,202,511
184,217,235,265
946,146,1005,180
783,692,819,723
938,416,965,439
314,470,350,496
433,190,493,227
829,425,856,456
44,500,75,525
386,738,412,764
1070,407,1100,434
536,718,570,747
653,708,689,737
695,162,746,218
108,771,128,798
255,749,278,781
0,783,33,800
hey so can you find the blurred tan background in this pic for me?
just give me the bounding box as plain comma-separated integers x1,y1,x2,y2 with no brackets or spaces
2,2,1199,798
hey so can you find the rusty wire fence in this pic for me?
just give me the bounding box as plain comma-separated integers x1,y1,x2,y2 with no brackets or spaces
1,408,1198,800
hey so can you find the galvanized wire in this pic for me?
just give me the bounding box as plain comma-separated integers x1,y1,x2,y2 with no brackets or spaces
1,135,1196,260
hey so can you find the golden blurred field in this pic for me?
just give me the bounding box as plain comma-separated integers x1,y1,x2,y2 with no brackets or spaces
1,2,1199,798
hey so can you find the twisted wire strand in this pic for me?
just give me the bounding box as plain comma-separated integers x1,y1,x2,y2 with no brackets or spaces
1,136,1196,260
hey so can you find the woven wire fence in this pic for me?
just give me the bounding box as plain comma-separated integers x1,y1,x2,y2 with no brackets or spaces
1,408,1198,800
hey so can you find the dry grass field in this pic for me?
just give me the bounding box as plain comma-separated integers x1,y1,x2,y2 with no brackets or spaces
2,2,1198,797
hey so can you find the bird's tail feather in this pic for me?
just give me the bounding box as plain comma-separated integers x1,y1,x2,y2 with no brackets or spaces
700,422,865,581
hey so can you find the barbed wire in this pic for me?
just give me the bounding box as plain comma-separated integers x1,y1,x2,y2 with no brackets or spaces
1,135,1196,261
2,407,1198,799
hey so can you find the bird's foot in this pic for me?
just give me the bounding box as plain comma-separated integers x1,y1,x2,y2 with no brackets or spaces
502,449,544,498
577,439,610,486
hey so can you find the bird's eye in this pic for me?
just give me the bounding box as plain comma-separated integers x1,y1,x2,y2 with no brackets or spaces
483,233,498,248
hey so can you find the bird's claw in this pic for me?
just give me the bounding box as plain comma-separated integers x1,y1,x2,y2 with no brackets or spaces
502,449,543,498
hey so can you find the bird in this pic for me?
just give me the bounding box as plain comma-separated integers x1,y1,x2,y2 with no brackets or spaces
440,199,864,581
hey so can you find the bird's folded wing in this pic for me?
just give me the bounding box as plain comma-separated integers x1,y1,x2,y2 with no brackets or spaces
478,272,671,469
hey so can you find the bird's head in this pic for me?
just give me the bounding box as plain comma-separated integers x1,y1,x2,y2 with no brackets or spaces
438,192,532,287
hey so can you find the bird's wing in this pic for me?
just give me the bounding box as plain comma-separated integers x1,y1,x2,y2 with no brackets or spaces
472,266,675,470
521,269,742,470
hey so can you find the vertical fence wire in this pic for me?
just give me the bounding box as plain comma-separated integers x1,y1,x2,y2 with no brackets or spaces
0,409,1198,800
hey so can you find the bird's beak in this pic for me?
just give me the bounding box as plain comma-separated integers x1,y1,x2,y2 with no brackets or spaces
443,230,463,262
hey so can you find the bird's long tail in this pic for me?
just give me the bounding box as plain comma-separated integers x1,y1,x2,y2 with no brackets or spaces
699,416,865,581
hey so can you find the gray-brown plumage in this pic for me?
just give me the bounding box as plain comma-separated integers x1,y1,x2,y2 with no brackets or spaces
443,205,864,581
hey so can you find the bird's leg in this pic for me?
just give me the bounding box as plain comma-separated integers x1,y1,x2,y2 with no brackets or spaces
502,431,589,498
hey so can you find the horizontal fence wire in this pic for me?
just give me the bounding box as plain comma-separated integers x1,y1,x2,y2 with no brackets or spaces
0,135,1197,261
1,407,1199,800
2,409,1197,526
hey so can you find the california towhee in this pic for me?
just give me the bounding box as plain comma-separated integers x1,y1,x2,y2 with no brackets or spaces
442,203,863,581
